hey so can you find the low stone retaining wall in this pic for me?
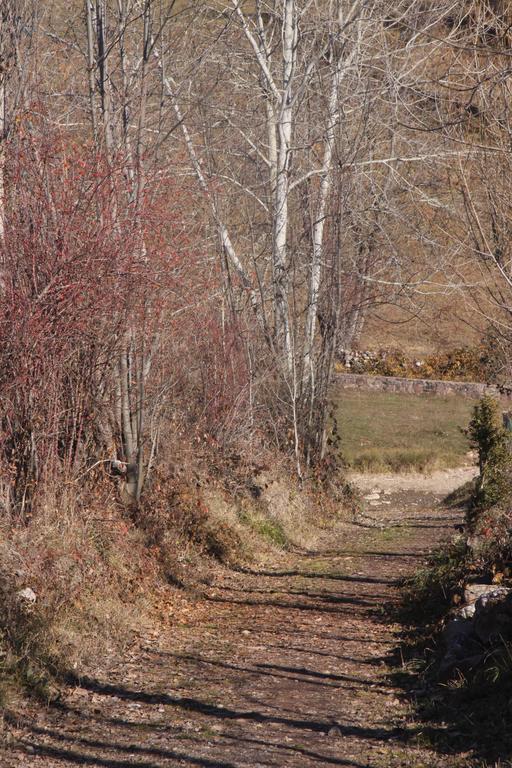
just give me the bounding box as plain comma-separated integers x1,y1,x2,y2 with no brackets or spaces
334,372,508,399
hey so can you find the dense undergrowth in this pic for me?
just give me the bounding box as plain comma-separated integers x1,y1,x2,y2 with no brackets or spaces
395,396,512,763
0,122,351,716
336,339,508,384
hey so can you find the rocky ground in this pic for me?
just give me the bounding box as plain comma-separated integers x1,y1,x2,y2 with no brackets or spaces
1,471,480,768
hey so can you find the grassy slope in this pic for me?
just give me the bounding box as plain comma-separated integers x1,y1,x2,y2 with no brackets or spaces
335,390,475,473
361,301,482,355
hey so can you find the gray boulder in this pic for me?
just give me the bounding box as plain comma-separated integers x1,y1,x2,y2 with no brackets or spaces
464,583,505,604
440,585,512,674
473,587,512,643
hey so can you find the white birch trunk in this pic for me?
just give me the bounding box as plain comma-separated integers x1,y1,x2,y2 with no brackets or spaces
270,0,296,372
234,0,295,371
0,79,5,245
85,0,98,144
303,28,343,385
303,4,362,390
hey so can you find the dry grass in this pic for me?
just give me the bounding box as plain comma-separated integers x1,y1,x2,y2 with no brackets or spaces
0,481,160,704
361,299,483,356
335,389,476,473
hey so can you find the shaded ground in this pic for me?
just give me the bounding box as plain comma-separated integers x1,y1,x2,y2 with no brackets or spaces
2,474,475,767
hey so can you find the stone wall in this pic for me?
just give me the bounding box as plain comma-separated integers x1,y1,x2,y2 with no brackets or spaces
334,372,510,400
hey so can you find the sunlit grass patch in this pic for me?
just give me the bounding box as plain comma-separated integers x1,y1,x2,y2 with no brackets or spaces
335,390,475,473
238,509,288,549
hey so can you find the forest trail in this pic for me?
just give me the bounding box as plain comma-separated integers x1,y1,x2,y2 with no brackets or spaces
3,470,473,768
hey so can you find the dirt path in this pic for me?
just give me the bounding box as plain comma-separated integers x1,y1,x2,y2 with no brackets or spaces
3,472,471,768
349,467,477,496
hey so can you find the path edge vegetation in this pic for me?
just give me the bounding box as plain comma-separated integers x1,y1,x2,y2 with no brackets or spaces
394,395,512,764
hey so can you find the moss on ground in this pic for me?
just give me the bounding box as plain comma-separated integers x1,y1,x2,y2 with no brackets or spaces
238,509,288,549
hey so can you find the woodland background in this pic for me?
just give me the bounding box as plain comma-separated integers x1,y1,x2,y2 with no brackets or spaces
2,0,512,701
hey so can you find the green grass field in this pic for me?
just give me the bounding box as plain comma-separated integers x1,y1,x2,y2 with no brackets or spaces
334,390,477,473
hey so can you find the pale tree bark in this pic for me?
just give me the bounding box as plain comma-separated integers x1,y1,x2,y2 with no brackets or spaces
85,0,98,144
0,73,5,246
233,0,295,371
271,0,295,373
0,1,33,244
302,1,361,390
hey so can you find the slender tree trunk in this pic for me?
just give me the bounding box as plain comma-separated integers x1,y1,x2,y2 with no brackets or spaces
303,6,361,388
302,70,339,388
96,0,116,154
119,343,135,460
271,0,296,373
85,0,98,144
0,79,5,246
